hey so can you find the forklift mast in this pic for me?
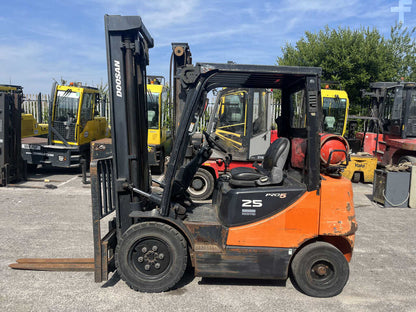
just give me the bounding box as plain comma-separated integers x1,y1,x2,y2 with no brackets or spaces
0,85,25,185
363,81,416,139
357,81,416,165
170,43,192,140
104,15,154,232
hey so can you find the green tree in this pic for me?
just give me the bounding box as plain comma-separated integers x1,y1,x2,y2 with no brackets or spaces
277,24,416,114
389,23,416,80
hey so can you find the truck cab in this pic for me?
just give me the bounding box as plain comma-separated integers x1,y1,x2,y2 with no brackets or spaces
51,84,109,146
321,88,349,136
21,83,110,169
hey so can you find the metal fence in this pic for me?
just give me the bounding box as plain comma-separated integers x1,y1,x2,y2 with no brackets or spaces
196,102,281,132
22,93,111,124
21,95,280,132
22,93,49,123
98,96,111,123
196,105,214,132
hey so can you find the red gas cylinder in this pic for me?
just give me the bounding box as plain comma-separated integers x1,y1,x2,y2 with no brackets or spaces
320,134,349,165
270,129,278,143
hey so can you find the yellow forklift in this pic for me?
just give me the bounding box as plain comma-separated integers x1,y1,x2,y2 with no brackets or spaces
0,84,48,138
321,86,377,183
321,87,349,136
21,114,48,138
90,78,172,173
147,76,172,174
21,83,110,171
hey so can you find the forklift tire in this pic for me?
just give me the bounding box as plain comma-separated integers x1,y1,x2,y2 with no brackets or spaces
352,172,361,183
290,242,349,298
152,150,165,175
188,167,214,200
115,222,188,293
398,156,416,166
26,164,38,172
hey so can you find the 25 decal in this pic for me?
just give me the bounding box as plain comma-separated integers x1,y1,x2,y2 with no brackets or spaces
241,199,263,208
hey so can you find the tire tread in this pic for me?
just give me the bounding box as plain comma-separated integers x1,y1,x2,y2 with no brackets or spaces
115,222,187,293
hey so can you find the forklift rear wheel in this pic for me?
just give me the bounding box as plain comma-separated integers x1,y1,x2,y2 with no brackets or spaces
26,164,38,172
398,156,416,166
152,149,165,175
115,222,187,293
188,167,214,200
291,242,349,297
352,172,361,183
156,149,165,174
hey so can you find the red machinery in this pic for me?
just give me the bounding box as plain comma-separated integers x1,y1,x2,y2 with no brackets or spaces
357,81,416,165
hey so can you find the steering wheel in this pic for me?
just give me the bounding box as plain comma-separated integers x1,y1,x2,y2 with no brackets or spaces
203,130,227,153
67,112,75,121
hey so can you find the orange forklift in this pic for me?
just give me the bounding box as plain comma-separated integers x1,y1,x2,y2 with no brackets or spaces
11,15,357,298
90,15,356,297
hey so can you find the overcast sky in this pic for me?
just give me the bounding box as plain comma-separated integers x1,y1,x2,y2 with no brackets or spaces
1,0,415,94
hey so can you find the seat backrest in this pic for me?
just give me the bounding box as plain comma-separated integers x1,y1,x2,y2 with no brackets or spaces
148,110,156,123
324,116,336,129
262,137,290,172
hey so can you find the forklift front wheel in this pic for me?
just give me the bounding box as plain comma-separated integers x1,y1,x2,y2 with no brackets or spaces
352,172,361,183
290,242,349,298
115,222,188,293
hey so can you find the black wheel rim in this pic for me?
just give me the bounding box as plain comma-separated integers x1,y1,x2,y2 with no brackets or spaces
191,177,204,190
188,176,208,196
129,238,171,277
308,260,335,285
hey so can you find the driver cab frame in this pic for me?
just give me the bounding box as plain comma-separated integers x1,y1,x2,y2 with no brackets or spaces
98,15,356,297
207,87,273,161
160,63,322,217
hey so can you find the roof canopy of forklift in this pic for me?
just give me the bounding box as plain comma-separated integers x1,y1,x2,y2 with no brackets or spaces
0,84,23,92
192,63,322,91
160,63,322,215
369,81,416,90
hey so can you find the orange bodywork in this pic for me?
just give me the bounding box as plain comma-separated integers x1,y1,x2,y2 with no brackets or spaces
226,191,320,248
226,175,357,259
319,175,357,261
319,176,356,237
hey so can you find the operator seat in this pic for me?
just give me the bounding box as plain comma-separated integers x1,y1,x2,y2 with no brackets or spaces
228,137,290,187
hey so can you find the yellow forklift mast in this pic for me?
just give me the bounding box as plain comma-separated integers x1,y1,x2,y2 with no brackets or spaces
146,76,172,174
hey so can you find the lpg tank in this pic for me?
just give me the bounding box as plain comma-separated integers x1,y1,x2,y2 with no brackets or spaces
320,133,349,166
